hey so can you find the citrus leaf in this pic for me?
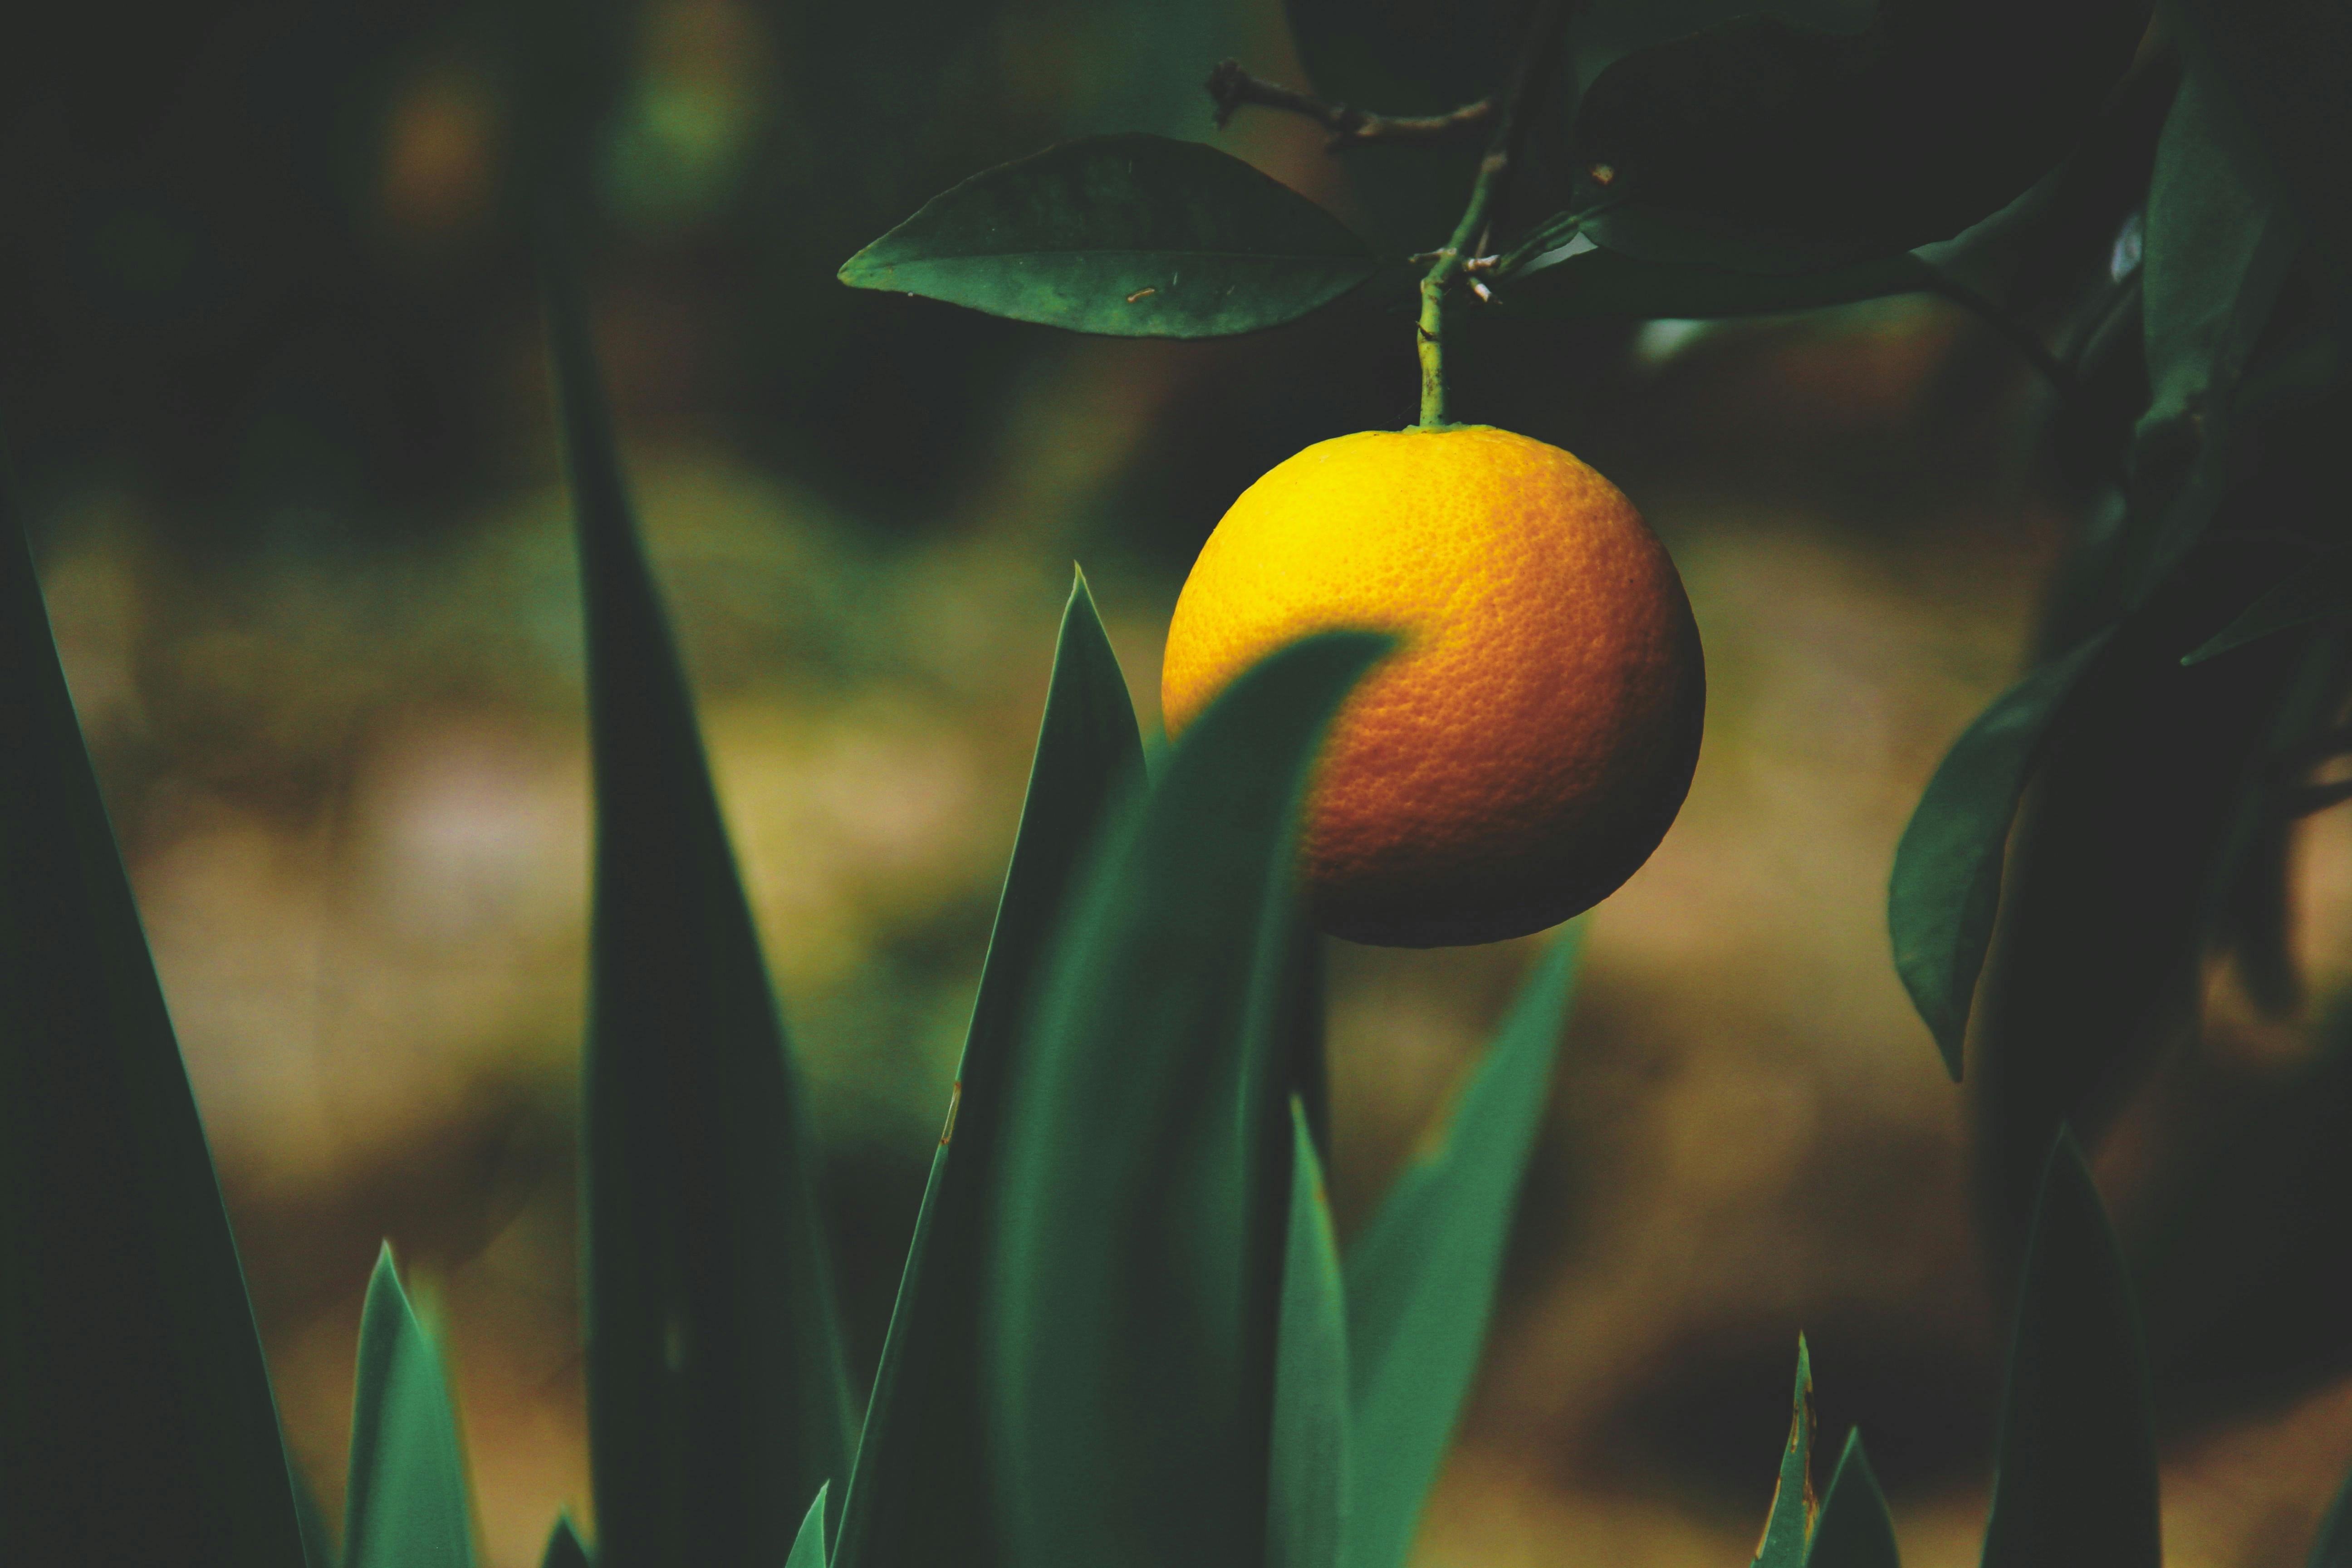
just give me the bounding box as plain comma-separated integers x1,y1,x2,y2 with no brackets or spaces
544,245,854,1564
1495,242,1932,318
1753,1338,1816,1568
344,1247,476,1568
832,574,1142,1568
789,1485,829,1568
1271,1099,1350,1568
838,134,1377,338
1888,633,2112,1078
1342,929,1583,1568
0,470,309,1564
1980,1130,2160,1568
2175,0,2352,354
986,630,1389,1568
538,1517,590,1568
2183,545,2352,664
1803,1433,1900,1568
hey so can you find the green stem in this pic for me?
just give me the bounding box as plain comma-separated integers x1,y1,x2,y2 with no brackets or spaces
1418,150,1509,427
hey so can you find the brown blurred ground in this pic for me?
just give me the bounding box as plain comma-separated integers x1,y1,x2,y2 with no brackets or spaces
18,2,2352,1563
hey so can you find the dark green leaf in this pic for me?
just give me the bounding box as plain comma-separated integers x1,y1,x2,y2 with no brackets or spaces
1271,1099,1349,1568
2315,1461,2352,1568
1980,1131,2159,1568
1803,1433,1900,1568
789,1485,829,1568
2183,544,2352,664
1566,0,2151,259
344,1247,476,1568
1753,1338,1815,1568
987,631,1390,1568
838,135,1377,338
0,472,308,1564
544,244,854,1566
2175,0,2352,353
1496,240,1932,318
539,1517,590,1568
1342,930,1582,1568
1888,634,2112,1077
832,575,1142,1568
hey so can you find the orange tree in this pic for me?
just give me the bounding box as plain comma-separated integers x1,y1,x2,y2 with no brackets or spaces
6,2,2352,1568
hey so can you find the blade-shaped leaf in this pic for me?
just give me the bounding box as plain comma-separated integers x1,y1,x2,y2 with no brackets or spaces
1979,1130,2160,1568
789,1485,829,1568
832,575,1142,1568
987,631,1390,1568
2315,1463,2352,1568
1343,929,1583,1568
838,134,1377,338
1496,241,1932,318
539,1517,590,1568
543,245,854,1567
1888,634,2112,1077
1271,1099,1350,1568
0,472,309,1564
2184,545,2352,665
1754,1338,1815,1568
1805,1433,1901,1568
2175,0,2352,352
344,1247,476,1568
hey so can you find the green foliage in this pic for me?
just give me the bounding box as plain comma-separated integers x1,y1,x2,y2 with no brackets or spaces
0,476,309,1565
1498,245,1933,319
1271,1100,1351,1568
1803,1434,1900,1568
545,250,854,1567
1565,0,2150,260
985,629,1387,1568
833,577,1143,1568
1753,1340,1815,1568
344,1248,476,1568
2175,0,2352,351
1342,929,1583,1568
1980,1131,2160,1568
2185,546,2352,664
839,135,1379,338
789,1486,830,1568
539,1517,591,1568
1887,635,2111,1076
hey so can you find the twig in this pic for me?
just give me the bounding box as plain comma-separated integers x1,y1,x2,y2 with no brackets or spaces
1205,59,1492,149
1417,0,1574,426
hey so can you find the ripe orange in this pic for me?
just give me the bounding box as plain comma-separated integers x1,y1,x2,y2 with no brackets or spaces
1161,425,1704,947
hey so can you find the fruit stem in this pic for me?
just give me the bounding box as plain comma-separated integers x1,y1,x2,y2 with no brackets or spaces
1415,0,1571,429
1418,153,1506,427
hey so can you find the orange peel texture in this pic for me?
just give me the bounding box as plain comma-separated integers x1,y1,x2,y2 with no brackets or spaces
1161,425,1705,947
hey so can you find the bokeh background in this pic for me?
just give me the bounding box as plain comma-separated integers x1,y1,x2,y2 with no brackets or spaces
6,0,2352,1563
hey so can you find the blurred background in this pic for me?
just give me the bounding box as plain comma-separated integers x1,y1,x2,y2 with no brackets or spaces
6,0,2352,1563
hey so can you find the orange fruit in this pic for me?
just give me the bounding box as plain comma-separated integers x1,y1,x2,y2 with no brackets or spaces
1161,425,1704,947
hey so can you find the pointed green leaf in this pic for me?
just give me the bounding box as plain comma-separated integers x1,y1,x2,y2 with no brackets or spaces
543,246,854,1567
1754,1338,1815,1568
2175,0,2352,352
1497,241,1932,318
789,1485,829,1568
832,575,1142,1568
1888,634,2112,1078
2314,1463,2352,1568
1271,1099,1350,1568
539,1516,590,1568
1805,1433,1901,1568
344,1247,476,1568
2184,546,2352,665
0,473,308,1564
987,631,1390,1568
1980,1131,2160,1568
838,134,1377,338
1342,929,1582,1568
